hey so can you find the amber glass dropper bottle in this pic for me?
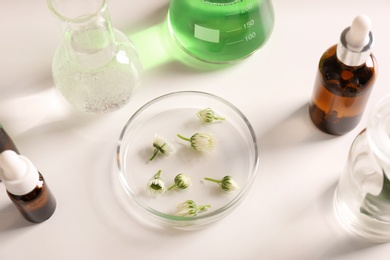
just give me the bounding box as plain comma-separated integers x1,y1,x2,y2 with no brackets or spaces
0,150,56,223
309,15,377,135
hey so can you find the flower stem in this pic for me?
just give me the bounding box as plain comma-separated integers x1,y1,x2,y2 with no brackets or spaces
177,134,191,142
168,184,176,191
149,143,166,161
154,170,162,178
149,149,158,161
204,177,221,184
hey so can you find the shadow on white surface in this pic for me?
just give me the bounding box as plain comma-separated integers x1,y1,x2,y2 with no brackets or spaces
0,195,37,248
254,102,386,259
0,203,34,233
259,103,335,152
259,179,383,259
86,150,201,240
317,183,382,259
0,76,54,103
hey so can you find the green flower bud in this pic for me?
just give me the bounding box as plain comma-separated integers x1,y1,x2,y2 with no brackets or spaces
204,176,239,192
175,200,211,217
197,108,225,124
177,132,216,151
168,173,191,191
147,170,166,196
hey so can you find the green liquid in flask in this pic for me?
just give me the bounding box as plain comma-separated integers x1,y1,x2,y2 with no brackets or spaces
168,0,274,63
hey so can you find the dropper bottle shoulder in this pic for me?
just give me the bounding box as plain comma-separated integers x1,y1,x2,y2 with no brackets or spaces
0,150,56,223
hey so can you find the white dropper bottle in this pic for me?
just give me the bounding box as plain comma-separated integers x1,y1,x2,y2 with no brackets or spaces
0,150,56,223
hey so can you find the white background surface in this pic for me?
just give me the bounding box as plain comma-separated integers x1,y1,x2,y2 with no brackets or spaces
1,0,390,259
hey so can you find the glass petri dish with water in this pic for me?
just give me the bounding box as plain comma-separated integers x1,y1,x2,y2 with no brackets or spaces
115,91,259,229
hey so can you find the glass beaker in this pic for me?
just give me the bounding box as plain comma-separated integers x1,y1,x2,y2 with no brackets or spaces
48,0,143,113
334,94,390,242
167,0,274,64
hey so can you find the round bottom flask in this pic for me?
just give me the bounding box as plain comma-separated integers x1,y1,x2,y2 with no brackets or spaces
167,0,274,64
49,0,143,113
334,95,390,242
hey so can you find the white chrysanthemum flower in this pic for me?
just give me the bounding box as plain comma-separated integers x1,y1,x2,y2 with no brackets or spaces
175,200,211,217
177,132,216,151
147,170,166,196
149,134,175,161
197,108,225,124
204,176,240,192
168,173,191,191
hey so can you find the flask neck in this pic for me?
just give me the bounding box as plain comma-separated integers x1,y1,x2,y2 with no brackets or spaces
48,0,116,68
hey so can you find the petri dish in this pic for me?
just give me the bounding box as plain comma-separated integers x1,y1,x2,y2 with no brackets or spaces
116,91,259,229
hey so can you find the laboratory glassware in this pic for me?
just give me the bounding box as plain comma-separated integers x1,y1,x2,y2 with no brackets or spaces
309,15,377,135
167,0,274,64
334,94,390,242
48,0,143,113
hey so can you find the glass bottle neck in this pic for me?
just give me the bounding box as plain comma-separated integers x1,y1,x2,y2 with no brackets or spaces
337,27,373,67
